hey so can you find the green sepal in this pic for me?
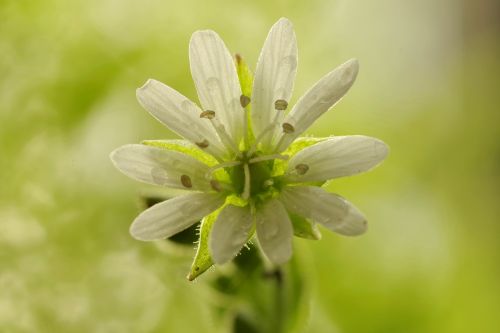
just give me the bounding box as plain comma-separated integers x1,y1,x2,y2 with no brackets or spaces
289,212,322,240
187,195,251,281
272,136,329,176
142,139,219,166
282,136,330,156
235,54,256,147
142,139,229,182
235,54,253,99
187,207,221,281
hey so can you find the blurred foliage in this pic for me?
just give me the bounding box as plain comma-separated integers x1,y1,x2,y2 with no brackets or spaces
1,0,500,332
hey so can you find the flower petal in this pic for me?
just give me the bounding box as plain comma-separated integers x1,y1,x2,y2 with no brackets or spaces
256,199,293,265
209,205,254,264
189,30,244,146
110,144,212,191
273,59,359,152
252,18,298,151
280,186,367,236
130,192,225,241
136,79,227,159
286,135,389,183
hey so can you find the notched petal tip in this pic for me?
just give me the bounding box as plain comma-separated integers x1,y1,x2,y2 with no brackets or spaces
109,144,136,168
275,17,293,27
136,79,161,107
189,29,220,45
136,78,156,95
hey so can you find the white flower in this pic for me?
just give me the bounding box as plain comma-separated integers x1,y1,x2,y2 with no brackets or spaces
110,18,388,278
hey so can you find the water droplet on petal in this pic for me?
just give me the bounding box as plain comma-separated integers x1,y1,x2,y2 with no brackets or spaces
206,77,220,94
181,100,195,113
151,167,167,185
179,202,193,216
263,223,279,240
280,55,297,71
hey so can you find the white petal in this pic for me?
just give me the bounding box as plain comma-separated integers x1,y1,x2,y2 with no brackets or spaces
209,205,254,264
273,59,359,152
110,144,212,191
286,135,389,183
256,199,293,265
136,79,227,159
252,18,298,151
280,186,367,236
130,192,224,241
189,30,244,146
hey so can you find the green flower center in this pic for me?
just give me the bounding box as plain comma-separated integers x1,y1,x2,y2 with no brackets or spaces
227,151,283,205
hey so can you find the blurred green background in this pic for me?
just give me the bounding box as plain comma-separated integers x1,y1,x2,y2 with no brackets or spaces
1,0,499,332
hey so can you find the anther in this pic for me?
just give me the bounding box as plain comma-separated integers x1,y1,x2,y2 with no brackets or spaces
200,110,216,119
282,122,295,134
240,95,251,108
180,175,192,188
195,139,209,148
295,163,309,175
263,179,274,188
210,179,222,192
274,99,288,111
235,53,242,65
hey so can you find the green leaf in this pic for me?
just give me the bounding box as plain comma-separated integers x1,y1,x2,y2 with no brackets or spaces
289,213,321,240
187,207,221,281
142,139,219,167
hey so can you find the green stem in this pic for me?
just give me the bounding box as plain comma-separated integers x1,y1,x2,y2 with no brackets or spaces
273,268,284,333
263,267,285,333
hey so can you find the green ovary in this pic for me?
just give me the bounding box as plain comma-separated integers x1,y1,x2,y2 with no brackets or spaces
227,154,279,203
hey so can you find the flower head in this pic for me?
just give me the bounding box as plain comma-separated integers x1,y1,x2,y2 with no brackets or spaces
110,18,388,279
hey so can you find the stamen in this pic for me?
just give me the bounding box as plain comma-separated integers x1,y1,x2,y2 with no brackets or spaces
195,139,209,148
199,109,239,154
200,110,216,119
262,179,274,189
235,53,242,65
260,101,289,152
248,154,289,164
242,163,251,200
214,120,239,153
240,94,251,108
247,122,279,156
295,163,309,175
210,179,222,192
180,175,192,188
242,106,249,149
282,122,295,134
274,99,288,111
206,160,242,178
